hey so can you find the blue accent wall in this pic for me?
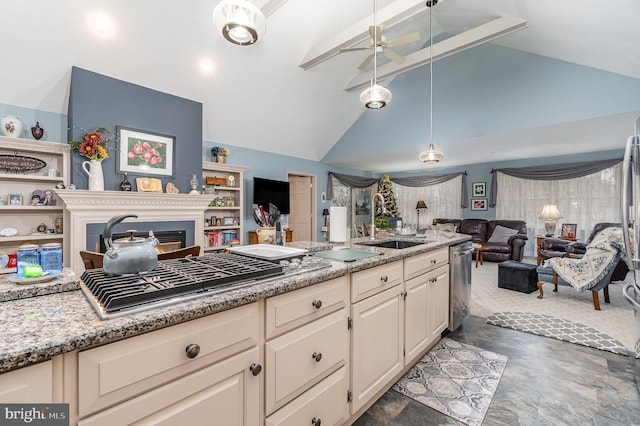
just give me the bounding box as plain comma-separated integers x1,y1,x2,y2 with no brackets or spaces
68,67,203,193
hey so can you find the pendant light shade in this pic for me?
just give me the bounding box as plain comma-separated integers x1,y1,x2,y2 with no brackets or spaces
213,0,266,46
419,1,443,163
419,144,443,164
360,0,391,109
360,83,392,109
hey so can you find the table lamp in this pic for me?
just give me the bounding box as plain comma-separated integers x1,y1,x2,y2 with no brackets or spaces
539,204,563,236
415,200,427,230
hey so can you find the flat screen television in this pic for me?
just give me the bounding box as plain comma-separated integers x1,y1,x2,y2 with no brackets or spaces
253,177,290,214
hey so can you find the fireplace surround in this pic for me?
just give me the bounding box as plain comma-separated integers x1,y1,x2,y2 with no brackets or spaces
54,190,213,274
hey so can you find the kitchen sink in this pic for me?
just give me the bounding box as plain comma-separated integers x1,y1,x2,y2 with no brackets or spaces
358,240,427,249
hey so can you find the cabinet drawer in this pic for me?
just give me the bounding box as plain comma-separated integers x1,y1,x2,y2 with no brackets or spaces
78,302,259,417
351,260,402,302
78,347,260,426
265,308,348,415
266,276,349,339
0,361,52,403
404,247,448,280
266,366,348,426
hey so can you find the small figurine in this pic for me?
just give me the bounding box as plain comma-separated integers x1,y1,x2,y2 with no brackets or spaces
31,122,44,140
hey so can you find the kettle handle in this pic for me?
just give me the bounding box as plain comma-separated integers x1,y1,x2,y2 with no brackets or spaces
104,214,138,250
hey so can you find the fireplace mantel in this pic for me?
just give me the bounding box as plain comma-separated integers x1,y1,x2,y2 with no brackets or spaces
54,190,212,274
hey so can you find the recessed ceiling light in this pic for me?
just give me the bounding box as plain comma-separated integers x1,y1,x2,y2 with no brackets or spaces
90,13,115,37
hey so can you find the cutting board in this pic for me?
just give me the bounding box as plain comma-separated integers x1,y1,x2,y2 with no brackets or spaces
314,248,382,262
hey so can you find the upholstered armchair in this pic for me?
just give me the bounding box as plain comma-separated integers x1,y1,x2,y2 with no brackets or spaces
539,238,573,263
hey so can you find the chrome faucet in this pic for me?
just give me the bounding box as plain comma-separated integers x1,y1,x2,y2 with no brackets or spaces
370,192,387,240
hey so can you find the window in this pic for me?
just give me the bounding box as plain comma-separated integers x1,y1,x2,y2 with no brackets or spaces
495,163,622,256
331,182,376,237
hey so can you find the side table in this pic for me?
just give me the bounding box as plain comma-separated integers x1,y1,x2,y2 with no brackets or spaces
473,244,489,268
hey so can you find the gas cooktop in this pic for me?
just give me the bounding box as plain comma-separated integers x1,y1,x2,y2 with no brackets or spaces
80,253,331,320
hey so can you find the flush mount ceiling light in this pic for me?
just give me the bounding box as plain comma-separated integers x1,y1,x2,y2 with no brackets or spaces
360,0,391,109
213,0,266,46
419,0,443,164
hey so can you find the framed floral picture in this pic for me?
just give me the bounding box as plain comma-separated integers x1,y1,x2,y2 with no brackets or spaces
471,198,487,211
116,126,175,177
472,182,486,197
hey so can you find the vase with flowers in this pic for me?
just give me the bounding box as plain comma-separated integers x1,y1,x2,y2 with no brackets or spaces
68,127,112,191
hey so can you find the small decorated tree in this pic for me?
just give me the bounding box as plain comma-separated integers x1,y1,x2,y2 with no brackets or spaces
376,175,399,218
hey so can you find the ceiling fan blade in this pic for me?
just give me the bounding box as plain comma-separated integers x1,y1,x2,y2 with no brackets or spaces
387,32,420,47
383,49,405,65
339,47,370,53
369,26,383,44
357,54,374,70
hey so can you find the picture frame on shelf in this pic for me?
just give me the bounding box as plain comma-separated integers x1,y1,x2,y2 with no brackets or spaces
116,126,175,178
561,223,577,239
472,182,486,197
8,193,22,206
223,217,235,226
471,198,487,211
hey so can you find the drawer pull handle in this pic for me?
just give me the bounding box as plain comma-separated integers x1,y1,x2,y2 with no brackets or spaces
312,299,323,309
249,363,262,376
312,352,323,362
185,343,200,359
380,275,388,283
312,418,322,426
431,259,437,264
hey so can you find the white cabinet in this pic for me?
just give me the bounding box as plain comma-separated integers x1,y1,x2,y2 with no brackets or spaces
202,161,246,253
427,264,450,343
265,277,350,422
0,137,70,273
77,302,260,424
350,263,404,415
0,360,53,402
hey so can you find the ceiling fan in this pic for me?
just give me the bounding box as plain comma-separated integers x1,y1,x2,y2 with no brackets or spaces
339,25,420,70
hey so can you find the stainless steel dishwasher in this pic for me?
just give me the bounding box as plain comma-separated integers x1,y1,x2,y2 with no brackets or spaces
448,241,473,331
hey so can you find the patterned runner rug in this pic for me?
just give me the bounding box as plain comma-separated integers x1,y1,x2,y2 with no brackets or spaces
392,338,507,426
487,311,628,355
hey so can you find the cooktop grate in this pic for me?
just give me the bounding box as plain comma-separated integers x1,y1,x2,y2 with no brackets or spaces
81,253,284,316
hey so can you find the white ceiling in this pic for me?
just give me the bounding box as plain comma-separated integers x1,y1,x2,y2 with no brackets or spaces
1,0,639,172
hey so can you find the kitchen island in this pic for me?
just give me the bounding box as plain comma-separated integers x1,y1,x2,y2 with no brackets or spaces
0,231,470,425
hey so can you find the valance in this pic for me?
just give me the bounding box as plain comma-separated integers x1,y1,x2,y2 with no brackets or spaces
489,158,622,207
390,172,468,208
326,172,379,200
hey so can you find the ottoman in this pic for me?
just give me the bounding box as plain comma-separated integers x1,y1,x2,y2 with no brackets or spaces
498,261,538,293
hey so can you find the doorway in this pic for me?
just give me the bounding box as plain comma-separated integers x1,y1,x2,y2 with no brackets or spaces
288,173,316,242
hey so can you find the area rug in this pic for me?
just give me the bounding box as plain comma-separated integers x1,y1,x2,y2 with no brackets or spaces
487,311,628,356
392,338,507,426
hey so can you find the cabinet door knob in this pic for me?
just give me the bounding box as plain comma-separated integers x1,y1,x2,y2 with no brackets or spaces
312,418,322,426
380,275,388,283
249,363,262,376
431,258,437,264
312,352,323,362
312,299,323,309
185,343,200,359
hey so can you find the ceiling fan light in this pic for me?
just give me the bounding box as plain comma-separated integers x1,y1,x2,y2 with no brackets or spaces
419,144,443,164
360,83,392,109
213,0,266,46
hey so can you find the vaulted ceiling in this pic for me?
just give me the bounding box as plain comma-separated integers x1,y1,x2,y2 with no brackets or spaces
1,0,639,172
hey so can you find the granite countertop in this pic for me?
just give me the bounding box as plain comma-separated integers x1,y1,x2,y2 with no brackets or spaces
0,231,469,374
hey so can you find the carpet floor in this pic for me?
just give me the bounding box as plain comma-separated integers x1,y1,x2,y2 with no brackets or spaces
471,259,637,355
392,338,507,426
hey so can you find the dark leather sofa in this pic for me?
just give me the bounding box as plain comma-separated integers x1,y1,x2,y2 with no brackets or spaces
433,218,528,262
540,222,629,281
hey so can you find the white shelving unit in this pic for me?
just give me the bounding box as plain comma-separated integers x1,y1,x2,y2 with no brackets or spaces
202,161,247,253
0,136,70,274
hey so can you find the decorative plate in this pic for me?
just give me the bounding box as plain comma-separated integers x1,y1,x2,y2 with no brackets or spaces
0,154,46,173
7,273,61,284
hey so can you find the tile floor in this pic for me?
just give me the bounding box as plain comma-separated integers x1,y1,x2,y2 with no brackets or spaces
354,315,640,425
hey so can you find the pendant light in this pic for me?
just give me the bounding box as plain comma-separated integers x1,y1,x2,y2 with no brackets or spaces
213,0,266,46
360,0,392,109
419,0,443,164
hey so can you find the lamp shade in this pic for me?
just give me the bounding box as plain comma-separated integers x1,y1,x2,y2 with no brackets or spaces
322,208,330,216
419,144,443,164
360,83,392,109
415,200,427,210
538,204,563,219
212,0,266,45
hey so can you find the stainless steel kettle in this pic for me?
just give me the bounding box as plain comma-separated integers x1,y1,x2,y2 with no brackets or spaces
103,214,159,275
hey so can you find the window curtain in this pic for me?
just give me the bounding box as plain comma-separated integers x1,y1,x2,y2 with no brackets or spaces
390,172,468,209
326,172,379,200
489,159,621,207
494,161,623,257
391,174,464,230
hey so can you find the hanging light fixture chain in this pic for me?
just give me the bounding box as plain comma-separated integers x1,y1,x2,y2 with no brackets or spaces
373,0,378,84
429,0,433,146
